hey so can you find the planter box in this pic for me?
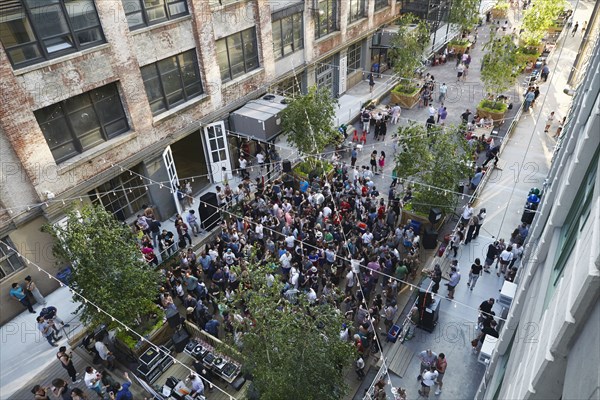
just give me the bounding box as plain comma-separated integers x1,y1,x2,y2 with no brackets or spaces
476,106,507,126
491,7,508,19
391,89,420,109
448,43,470,54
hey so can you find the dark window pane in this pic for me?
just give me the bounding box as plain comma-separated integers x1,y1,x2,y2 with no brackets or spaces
0,6,37,47
65,0,101,30
272,20,282,59
67,105,100,136
167,1,187,16
7,44,43,65
29,4,71,39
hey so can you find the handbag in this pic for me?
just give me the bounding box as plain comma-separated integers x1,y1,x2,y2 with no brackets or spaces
471,338,479,348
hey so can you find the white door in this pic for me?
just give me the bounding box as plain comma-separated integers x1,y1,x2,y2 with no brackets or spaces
203,121,233,183
162,145,183,216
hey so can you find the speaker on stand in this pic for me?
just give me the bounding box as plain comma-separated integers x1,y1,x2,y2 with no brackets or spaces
282,160,292,173
199,192,220,231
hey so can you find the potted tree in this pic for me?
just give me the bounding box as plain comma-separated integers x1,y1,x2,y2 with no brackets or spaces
389,14,430,109
521,0,568,50
491,0,509,19
478,34,518,124
280,85,340,176
449,0,481,35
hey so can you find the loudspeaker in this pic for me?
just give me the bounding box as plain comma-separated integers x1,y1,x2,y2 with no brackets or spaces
199,192,220,231
166,308,182,329
172,329,190,353
282,160,292,173
423,227,438,249
428,208,442,225
521,208,535,225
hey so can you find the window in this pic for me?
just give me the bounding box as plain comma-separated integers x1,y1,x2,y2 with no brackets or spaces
272,74,303,97
89,165,151,221
35,83,129,164
0,237,25,280
216,28,259,82
348,0,365,23
141,50,203,115
122,0,188,30
374,0,389,10
544,150,598,307
347,42,361,75
272,12,303,60
315,0,337,39
0,0,104,68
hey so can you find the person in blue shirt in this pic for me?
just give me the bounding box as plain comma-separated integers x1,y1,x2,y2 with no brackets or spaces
10,282,35,313
205,316,220,338
351,147,358,167
111,372,132,400
299,179,309,193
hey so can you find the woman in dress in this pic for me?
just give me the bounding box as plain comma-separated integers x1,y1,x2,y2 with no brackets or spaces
378,151,386,173
25,275,46,306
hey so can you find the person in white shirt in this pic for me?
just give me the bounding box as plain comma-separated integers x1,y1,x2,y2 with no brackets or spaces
84,366,103,397
238,156,248,179
189,373,205,398
461,203,474,225
419,366,439,398
306,287,317,303
438,83,447,103
428,105,436,117
498,246,514,277
345,270,355,293
362,231,373,245
94,340,115,370
255,223,264,240
256,152,265,171
391,104,401,124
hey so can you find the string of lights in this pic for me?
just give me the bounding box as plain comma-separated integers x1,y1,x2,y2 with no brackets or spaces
0,240,238,400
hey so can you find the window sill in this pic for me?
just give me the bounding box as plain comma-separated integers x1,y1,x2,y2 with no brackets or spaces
274,49,305,62
210,0,247,12
348,17,367,27
129,15,193,36
13,44,111,76
56,131,138,175
222,67,265,89
315,31,341,43
152,94,210,125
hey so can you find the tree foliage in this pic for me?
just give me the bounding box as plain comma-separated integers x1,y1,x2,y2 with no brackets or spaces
521,0,568,45
281,85,340,156
389,14,430,90
394,124,472,214
225,264,354,400
411,126,473,214
42,205,160,327
448,0,481,32
481,33,518,101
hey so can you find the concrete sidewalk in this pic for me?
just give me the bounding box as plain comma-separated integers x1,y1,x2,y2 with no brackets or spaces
0,287,81,398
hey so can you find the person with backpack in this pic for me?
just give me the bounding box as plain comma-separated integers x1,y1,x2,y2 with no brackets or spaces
361,109,371,133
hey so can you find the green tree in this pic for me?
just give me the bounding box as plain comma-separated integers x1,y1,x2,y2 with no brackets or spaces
394,124,472,214
394,123,432,178
412,126,473,214
481,33,518,105
448,0,481,33
42,205,160,328
280,85,340,156
225,264,354,400
521,0,568,45
389,14,430,92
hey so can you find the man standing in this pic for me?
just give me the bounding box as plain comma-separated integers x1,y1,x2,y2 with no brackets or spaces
523,89,535,112
461,109,472,124
571,21,579,37
434,353,447,395
438,83,447,103
189,373,205,398
461,203,474,226
391,103,401,125
361,109,371,133
111,372,132,400
417,349,438,380
478,298,495,328
95,338,115,370
351,147,358,167
37,316,61,346
187,210,201,237
419,366,439,398
446,266,460,299
10,282,35,313
239,155,249,179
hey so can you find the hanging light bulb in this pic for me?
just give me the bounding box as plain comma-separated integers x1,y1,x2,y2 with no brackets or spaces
79,197,83,202
191,177,195,182
160,184,164,189
145,186,148,191
62,200,66,205
47,273,51,279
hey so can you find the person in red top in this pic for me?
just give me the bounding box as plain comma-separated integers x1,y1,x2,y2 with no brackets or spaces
434,353,447,395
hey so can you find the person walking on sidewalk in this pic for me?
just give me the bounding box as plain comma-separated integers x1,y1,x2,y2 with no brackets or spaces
57,346,80,384
434,353,447,396
467,258,483,290
544,111,555,133
571,21,579,37
498,245,514,277
368,72,375,93
391,103,401,125
10,282,36,313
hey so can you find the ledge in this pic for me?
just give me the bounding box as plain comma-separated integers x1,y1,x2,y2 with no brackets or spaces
222,67,265,89
152,94,210,125
56,131,139,175
13,44,111,76
129,15,193,36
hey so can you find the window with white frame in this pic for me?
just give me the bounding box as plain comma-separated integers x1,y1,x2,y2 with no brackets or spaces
347,42,362,75
122,0,189,30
